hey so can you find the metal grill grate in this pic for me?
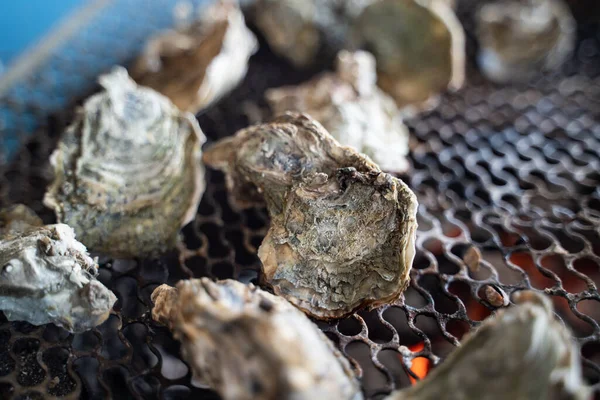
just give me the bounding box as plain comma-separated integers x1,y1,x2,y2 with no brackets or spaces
1,3,600,399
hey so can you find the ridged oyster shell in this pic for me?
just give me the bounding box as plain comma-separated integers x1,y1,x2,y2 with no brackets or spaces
352,0,465,111
476,0,576,83
151,278,363,400
203,112,417,319
130,0,258,113
266,50,409,173
386,291,591,400
0,208,117,333
44,67,205,258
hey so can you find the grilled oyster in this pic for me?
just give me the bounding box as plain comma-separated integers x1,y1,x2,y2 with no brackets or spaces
0,220,117,333
386,291,591,400
130,0,258,113
476,0,576,83
203,113,417,319
152,278,363,400
44,67,205,258
0,204,42,237
352,0,465,110
266,50,409,173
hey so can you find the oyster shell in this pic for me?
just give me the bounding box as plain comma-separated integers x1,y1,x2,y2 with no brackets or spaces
44,67,205,258
203,112,417,319
0,204,42,237
385,291,591,400
352,0,465,110
476,0,576,83
151,278,363,400
0,218,117,333
130,0,258,113
266,50,410,173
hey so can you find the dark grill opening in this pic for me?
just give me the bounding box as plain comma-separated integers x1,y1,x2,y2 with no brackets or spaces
1,1,600,399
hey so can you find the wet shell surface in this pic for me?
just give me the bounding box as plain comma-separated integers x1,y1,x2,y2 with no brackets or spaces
386,291,591,400
203,112,417,319
44,67,205,258
0,209,117,333
266,50,410,173
352,0,465,111
151,278,363,400
476,0,576,83
130,0,258,114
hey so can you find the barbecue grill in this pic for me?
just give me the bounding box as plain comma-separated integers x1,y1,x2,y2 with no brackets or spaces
1,1,600,399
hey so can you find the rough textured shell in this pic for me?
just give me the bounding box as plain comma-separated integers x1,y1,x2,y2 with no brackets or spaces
352,0,465,111
476,0,576,83
0,204,43,237
0,218,117,333
266,50,409,173
203,112,417,319
130,0,257,113
386,291,591,400
151,278,363,400
44,67,206,258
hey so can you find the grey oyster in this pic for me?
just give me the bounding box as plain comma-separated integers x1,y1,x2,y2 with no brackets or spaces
476,0,576,83
44,67,205,258
0,220,117,333
385,291,591,400
352,0,465,111
266,50,409,173
203,112,417,319
250,0,372,68
130,0,257,113
0,204,43,237
152,278,363,400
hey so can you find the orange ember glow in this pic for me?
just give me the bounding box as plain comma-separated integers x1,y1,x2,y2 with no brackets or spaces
408,342,430,384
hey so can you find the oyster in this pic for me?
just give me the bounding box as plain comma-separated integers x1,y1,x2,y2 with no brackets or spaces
266,50,410,173
352,0,465,110
130,0,258,113
151,278,363,400
203,112,417,319
44,67,205,258
0,204,42,237
385,291,591,400
476,0,576,83
0,219,117,333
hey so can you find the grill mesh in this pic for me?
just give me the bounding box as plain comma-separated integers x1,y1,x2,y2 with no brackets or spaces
1,3,600,399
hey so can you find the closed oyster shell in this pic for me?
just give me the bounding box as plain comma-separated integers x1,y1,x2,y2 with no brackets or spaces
476,0,576,83
385,291,591,400
352,0,465,111
266,50,409,173
44,67,205,258
151,278,363,400
0,219,117,333
130,0,258,113
0,204,43,237
203,112,417,319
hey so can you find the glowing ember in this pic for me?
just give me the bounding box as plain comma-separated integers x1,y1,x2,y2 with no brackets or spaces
407,342,430,384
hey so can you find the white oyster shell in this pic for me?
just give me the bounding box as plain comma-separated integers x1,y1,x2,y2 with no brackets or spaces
266,50,409,173
386,291,591,400
476,0,576,83
352,0,465,111
151,278,363,400
203,113,417,319
0,220,117,333
44,67,206,258
130,0,258,113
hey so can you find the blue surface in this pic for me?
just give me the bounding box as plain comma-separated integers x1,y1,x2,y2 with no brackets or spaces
0,0,85,68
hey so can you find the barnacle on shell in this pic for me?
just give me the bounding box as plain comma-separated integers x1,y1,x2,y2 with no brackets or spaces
266,50,410,173
152,278,363,400
0,211,117,333
386,291,591,400
203,112,417,319
130,0,258,113
476,0,576,83
44,67,205,258
352,0,465,111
